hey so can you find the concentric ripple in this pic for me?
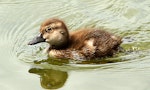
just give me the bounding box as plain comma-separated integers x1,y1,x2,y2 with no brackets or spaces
0,0,150,89
1,0,149,65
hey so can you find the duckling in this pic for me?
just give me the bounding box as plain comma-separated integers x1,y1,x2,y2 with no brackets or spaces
28,18,122,60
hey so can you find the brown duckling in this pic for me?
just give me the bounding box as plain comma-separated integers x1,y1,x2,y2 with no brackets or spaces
28,18,122,60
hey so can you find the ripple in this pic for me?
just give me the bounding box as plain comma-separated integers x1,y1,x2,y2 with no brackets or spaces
0,0,149,68
1,1,150,90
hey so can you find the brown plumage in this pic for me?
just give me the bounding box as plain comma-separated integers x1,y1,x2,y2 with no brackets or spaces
28,18,122,60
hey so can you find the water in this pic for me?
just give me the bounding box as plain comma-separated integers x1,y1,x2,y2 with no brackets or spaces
0,0,150,90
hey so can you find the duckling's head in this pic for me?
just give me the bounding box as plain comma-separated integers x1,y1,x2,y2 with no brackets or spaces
28,18,69,49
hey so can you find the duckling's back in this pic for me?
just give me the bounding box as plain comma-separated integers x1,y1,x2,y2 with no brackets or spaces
69,29,122,59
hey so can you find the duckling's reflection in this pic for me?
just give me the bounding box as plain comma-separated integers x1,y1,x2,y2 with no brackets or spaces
29,68,68,89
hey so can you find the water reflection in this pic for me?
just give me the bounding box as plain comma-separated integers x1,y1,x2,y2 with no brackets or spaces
28,56,122,89
29,68,68,89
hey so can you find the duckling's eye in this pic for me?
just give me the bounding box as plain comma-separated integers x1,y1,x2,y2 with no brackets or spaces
45,27,52,32
47,27,52,31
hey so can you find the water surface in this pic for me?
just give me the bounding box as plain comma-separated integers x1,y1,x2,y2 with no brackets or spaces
0,0,150,90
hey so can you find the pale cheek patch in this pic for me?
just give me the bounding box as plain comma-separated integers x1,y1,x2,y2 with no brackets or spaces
43,33,52,42
43,33,49,39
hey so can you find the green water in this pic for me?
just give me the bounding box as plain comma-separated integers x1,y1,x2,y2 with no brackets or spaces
0,0,150,90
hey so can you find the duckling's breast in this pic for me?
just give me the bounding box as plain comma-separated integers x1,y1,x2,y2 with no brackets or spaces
49,49,86,60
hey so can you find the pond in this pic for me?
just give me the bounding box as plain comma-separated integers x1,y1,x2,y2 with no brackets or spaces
0,0,150,90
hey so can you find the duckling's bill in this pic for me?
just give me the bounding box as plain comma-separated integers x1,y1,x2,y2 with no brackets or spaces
28,34,45,45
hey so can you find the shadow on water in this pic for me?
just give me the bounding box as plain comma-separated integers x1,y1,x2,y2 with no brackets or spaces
29,68,68,89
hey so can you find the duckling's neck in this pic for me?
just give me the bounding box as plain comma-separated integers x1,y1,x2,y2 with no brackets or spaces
50,41,69,50
49,35,70,50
